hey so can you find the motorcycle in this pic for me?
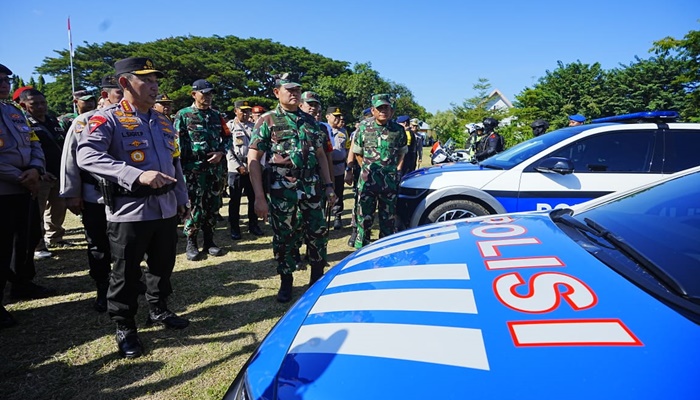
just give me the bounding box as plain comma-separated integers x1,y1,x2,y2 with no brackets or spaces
430,138,471,164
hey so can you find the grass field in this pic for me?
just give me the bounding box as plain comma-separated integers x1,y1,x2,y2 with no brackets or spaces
0,149,432,400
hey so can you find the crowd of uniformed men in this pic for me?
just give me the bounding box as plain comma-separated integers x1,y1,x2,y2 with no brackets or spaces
0,57,430,358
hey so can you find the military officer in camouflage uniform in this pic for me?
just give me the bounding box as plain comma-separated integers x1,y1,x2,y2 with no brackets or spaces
174,79,232,261
76,57,190,358
247,73,335,303
352,94,407,249
226,100,263,240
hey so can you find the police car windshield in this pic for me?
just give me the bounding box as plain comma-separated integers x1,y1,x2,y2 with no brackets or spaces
573,169,700,303
480,125,593,169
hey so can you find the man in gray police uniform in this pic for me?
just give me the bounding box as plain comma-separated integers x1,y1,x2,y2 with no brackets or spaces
77,57,190,358
0,63,47,328
60,74,124,313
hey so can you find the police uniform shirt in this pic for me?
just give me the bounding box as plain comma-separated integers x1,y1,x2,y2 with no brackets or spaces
0,103,45,195
226,117,253,173
76,99,188,222
326,124,347,177
59,109,101,203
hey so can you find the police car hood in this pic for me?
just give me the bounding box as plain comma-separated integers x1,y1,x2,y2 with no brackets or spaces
402,162,504,189
244,215,700,399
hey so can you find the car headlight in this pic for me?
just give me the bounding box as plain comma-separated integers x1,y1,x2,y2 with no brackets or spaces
223,370,251,400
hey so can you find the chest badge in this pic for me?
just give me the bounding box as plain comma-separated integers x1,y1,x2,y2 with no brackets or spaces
130,150,145,163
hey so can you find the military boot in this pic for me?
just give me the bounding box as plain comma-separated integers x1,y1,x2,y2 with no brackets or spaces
333,216,342,230
347,229,357,248
203,226,224,256
309,262,325,286
185,234,202,261
277,274,294,303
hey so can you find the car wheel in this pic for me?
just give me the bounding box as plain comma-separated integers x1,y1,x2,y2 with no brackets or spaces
425,199,490,224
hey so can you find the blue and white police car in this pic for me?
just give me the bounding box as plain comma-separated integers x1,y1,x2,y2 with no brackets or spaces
398,111,700,228
224,165,700,400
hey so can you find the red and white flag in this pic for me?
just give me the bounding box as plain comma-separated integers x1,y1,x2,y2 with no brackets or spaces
67,17,74,58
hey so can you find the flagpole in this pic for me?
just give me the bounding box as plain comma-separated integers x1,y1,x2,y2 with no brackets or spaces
68,16,76,114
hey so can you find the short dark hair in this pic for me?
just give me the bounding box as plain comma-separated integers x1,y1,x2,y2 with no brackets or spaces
19,88,44,101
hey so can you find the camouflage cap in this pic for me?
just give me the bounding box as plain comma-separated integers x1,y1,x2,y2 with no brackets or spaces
301,91,321,104
73,89,96,101
326,106,342,115
410,118,420,126
371,93,393,108
275,73,301,89
156,93,173,103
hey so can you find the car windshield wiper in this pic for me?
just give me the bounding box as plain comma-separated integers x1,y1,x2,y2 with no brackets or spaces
550,208,601,236
583,217,687,297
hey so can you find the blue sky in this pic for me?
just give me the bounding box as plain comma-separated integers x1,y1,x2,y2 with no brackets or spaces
2,0,698,113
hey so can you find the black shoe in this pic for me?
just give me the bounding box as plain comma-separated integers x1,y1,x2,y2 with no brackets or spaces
93,283,108,313
146,307,190,329
277,274,294,303
116,325,143,358
10,281,57,300
248,224,264,236
0,306,17,329
347,230,357,248
206,244,224,257
309,263,325,286
185,236,202,261
333,217,342,230
230,230,242,240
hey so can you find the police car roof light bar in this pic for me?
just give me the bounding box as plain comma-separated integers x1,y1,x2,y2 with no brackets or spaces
591,111,680,124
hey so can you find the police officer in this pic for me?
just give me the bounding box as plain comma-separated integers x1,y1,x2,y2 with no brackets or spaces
226,100,263,240
397,115,417,175
153,94,174,120
60,74,123,312
473,117,504,162
247,73,335,303
324,106,347,230
77,57,190,358
531,119,549,137
568,114,586,127
352,94,407,248
411,118,423,167
0,63,48,327
174,79,231,261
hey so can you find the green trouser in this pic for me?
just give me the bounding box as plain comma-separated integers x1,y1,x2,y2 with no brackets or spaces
184,170,223,237
269,187,328,275
354,188,398,249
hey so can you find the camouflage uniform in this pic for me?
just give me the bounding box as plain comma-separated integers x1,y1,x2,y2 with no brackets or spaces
352,118,407,248
174,105,231,238
249,105,327,275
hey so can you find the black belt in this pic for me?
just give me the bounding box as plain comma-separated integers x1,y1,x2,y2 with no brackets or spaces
115,183,175,197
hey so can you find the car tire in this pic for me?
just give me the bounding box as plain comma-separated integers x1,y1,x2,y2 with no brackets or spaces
425,199,490,224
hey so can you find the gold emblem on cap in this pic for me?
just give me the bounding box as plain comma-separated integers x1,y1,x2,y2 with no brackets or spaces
145,60,154,69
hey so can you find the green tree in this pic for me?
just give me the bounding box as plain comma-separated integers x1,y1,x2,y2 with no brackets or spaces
514,61,608,128
603,55,689,116
427,110,461,145
652,23,700,121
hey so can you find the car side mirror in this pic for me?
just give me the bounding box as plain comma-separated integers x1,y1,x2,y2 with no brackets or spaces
535,157,574,175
